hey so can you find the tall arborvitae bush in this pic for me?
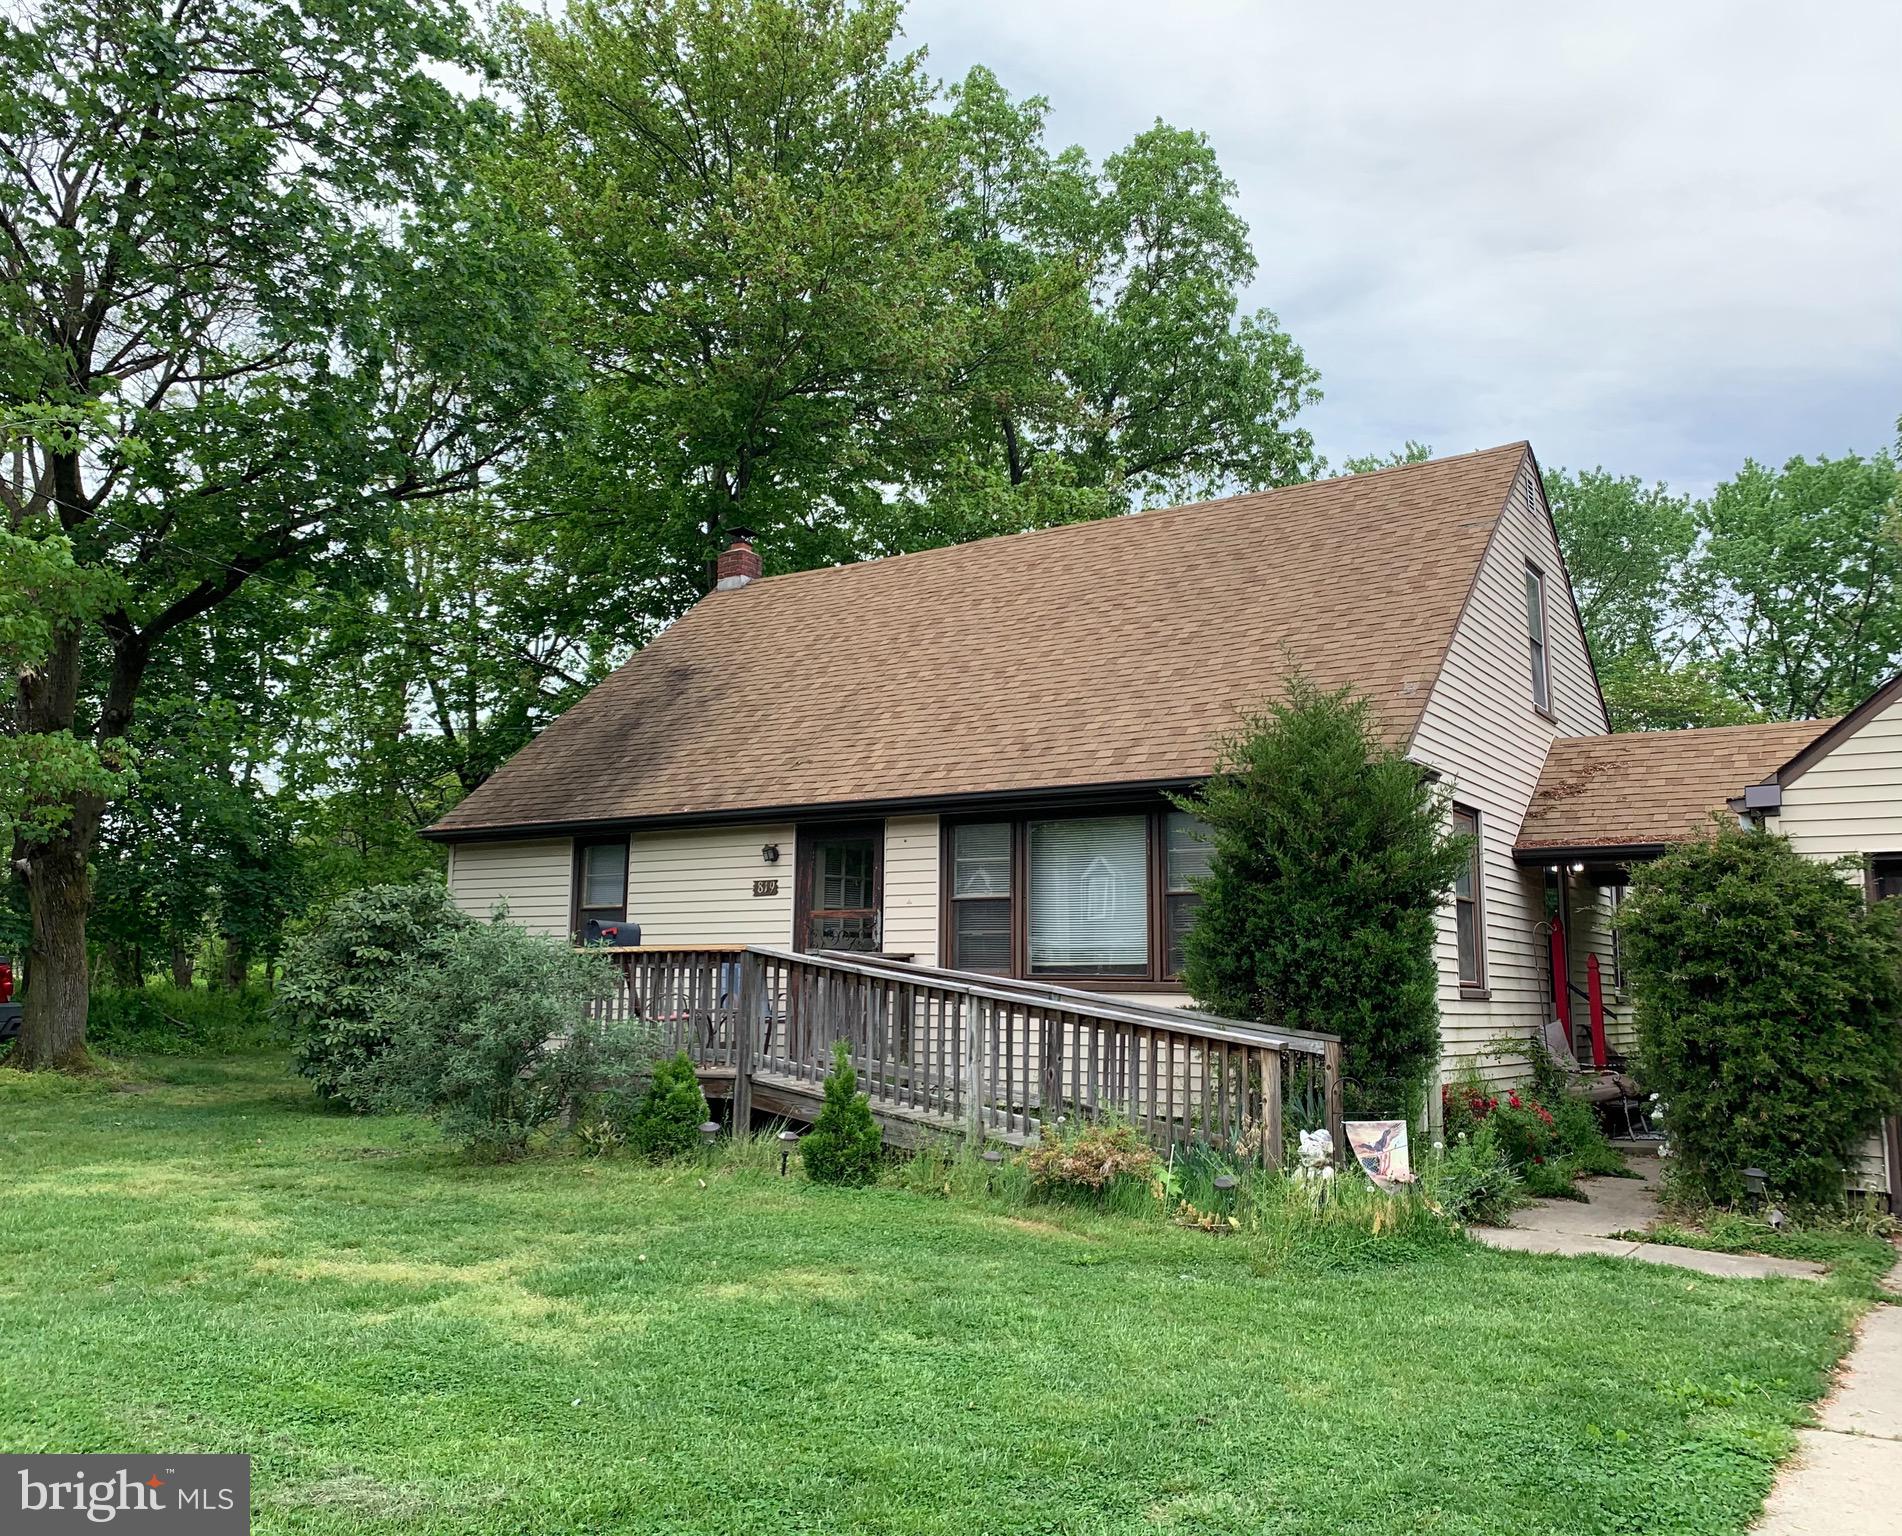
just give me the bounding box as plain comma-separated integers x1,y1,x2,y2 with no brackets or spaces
800,1041,884,1185
624,1051,711,1158
1622,825,1902,1205
1175,676,1470,1119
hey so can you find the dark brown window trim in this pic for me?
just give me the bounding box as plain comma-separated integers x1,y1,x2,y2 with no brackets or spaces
571,835,629,939
1867,853,1902,905
1525,560,1555,721
1451,803,1487,991
939,800,1203,988
1458,986,1493,1002
793,820,885,953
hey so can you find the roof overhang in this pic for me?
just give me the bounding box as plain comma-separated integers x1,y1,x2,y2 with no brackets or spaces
1512,841,1670,867
424,776,1206,844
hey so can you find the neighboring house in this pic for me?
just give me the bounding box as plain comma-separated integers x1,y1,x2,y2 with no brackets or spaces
427,442,1609,1083
1521,684,1902,1202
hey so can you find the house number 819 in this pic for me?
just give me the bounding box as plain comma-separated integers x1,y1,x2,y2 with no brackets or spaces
752,878,778,897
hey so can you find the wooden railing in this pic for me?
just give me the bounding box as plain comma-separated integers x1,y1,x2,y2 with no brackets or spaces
591,945,1342,1166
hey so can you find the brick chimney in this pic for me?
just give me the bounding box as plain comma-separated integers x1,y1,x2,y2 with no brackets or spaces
715,528,761,590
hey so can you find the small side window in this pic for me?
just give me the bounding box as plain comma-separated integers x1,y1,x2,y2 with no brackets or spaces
1451,806,1485,990
574,838,628,939
1870,854,1902,904
1524,565,1551,715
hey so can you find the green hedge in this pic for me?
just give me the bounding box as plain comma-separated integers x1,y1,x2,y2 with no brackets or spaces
87,984,284,1056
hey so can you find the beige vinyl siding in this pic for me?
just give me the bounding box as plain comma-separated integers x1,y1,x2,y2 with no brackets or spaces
626,823,795,948
881,816,940,962
1772,691,1901,1197
1409,461,1611,1086
1776,692,1902,861
446,839,575,936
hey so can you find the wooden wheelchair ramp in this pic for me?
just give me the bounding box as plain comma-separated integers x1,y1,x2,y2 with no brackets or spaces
589,946,1342,1165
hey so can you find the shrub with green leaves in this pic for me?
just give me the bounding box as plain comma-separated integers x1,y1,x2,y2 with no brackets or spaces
800,1041,883,1186
623,1051,711,1159
1623,825,1902,1205
1175,676,1471,1120
363,917,654,1158
1425,1124,1522,1226
88,983,282,1056
277,881,472,1109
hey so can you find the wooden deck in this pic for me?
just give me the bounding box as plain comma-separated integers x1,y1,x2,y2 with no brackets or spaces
589,945,1343,1167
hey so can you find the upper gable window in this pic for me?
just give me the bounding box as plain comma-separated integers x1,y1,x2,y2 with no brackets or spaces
1524,564,1552,716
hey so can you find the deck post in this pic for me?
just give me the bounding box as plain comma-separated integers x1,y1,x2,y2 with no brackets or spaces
733,950,762,1129
963,995,983,1143
1259,1047,1283,1171
1323,1039,1345,1164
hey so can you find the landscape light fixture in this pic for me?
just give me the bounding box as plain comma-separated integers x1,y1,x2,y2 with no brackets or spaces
1213,1172,1239,1211
1742,1167,1768,1205
699,1120,721,1148
982,1147,1003,1193
778,1128,800,1176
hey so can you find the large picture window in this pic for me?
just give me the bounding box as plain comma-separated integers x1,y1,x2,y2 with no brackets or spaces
941,806,1213,984
1028,815,1149,976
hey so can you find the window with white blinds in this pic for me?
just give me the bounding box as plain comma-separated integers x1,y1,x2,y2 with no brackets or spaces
1027,816,1149,976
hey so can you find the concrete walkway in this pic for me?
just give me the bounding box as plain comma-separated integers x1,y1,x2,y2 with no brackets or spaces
1469,1157,1829,1280
1754,1272,1902,1535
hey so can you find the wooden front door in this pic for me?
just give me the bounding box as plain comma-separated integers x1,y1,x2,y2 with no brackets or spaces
796,823,884,952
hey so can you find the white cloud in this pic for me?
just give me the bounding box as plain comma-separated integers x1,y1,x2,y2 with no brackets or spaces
904,0,1902,492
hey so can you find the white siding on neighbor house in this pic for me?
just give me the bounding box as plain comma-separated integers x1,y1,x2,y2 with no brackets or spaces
1776,692,1902,863
881,815,940,963
446,839,575,936
1770,691,1902,1198
1409,460,1611,1086
626,823,795,948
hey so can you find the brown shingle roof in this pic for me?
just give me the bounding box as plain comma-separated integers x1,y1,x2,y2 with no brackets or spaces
430,444,1532,837
1515,719,1838,856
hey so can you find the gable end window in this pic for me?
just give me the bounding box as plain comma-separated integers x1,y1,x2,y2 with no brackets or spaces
1451,805,1486,992
1525,564,1552,716
573,838,628,939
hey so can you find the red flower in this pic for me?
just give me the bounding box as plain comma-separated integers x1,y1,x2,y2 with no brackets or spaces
1532,1155,1545,1165
1508,1092,1522,1110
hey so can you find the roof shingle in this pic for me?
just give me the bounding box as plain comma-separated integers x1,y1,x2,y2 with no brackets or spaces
1515,719,1837,856
430,444,1532,837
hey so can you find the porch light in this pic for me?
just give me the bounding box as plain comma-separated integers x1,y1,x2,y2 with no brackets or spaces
1571,862,1585,874
778,1128,800,1176
761,843,781,864
699,1119,721,1148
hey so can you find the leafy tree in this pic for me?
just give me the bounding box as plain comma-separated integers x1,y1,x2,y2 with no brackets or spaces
500,0,964,601
1173,676,1470,1119
800,1040,884,1184
1340,441,1432,476
1541,466,1735,731
1687,452,1902,720
1622,825,1902,1205
0,0,574,1066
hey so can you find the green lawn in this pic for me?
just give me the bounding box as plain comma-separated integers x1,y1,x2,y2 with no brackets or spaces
0,1057,1873,1535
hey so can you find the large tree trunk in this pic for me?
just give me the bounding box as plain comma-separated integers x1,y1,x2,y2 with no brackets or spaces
221,935,247,991
15,834,92,1071
169,944,194,990
13,598,101,1070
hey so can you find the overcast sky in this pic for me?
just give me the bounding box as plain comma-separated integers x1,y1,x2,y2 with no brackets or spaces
904,1,1902,494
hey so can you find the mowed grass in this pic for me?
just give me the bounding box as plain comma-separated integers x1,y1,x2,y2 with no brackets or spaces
0,1057,1873,1536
